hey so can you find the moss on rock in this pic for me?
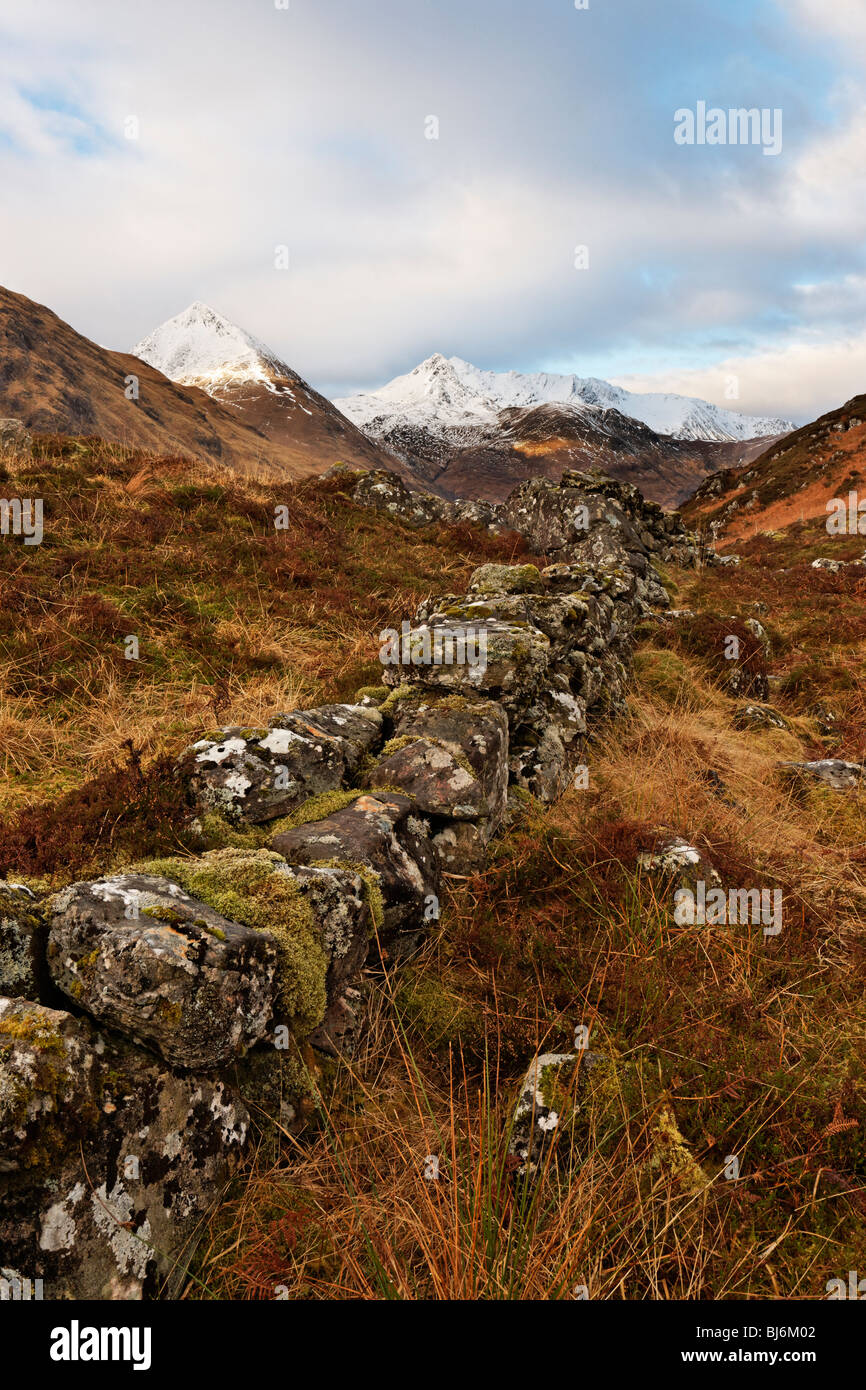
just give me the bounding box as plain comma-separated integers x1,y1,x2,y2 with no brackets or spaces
134,848,329,1036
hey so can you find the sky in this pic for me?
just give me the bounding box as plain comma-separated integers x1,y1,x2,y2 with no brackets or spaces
0,0,864,424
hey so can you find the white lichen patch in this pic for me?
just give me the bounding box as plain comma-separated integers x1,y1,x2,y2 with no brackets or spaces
195,737,248,765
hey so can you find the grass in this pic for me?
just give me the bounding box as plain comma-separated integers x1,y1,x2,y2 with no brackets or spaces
3,435,866,1299
0,435,526,874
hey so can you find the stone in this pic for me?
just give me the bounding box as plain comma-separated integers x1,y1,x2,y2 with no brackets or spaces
271,792,440,940
733,704,790,732
779,759,863,791
0,419,32,455
467,563,544,595
0,997,248,1299
47,873,278,1069
276,862,373,1053
369,737,487,820
381,618,551,723
178,703,382,825
351,470,447,528
508,1050,597,1175
509,675,588,801
375,696,510,829
637,837,723,898
0,883,48,1001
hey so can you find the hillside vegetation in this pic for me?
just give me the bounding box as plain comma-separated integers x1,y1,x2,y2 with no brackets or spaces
2,436,865,1300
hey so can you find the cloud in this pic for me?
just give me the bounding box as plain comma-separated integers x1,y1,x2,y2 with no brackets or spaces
612,329,866,424
0,0,863,423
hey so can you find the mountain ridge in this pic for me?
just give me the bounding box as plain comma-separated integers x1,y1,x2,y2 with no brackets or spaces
337,351,793,446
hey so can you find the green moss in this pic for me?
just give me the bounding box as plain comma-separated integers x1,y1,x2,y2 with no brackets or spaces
191,810,266,851
649,1102,708,1195
354,685,389,703
268,788,366,835
141,904,188,926
394,968,483,1051
378,682,414,720
133,848,328,1036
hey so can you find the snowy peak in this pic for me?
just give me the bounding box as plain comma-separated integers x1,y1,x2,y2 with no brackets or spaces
132,303,292,393
337,355,793,445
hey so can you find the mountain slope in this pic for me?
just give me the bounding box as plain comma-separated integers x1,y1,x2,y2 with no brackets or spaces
132,303,397,479
336,353,791,506
0,287,402,483
681,393,866,541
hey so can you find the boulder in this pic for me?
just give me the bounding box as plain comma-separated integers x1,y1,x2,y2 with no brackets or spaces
0,997,248,1299
47,873,278,1069
0,419,31,455
373,696,509,829
779,759,863,791
381,617,551,723
271,792,439,940
179,703,382,825
0,883,48,1001
467,563,544,596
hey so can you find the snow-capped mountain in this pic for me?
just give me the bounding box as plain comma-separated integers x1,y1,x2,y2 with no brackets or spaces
337,353,793,446
132,304,400,479
335,352,791,506
133,302,305,400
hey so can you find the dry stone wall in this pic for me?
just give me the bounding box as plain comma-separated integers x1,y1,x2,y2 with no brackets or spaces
0,465,700,1298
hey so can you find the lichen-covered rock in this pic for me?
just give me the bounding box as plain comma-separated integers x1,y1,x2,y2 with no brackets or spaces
0,419,32,455
381,618,551,722
275,862,373,1052
508,1051,594,1175
271,792,439,940
733,704,790,732
47,873,279,1069
779,758,863,791
351,470,448,528
509,675,588,800
128,848,367,1043
178,703,382,825
467,563,544,596
0,883,48,1001
637,837,723,899
373,696,509,831
369,738,485,820
0,997,248,1299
